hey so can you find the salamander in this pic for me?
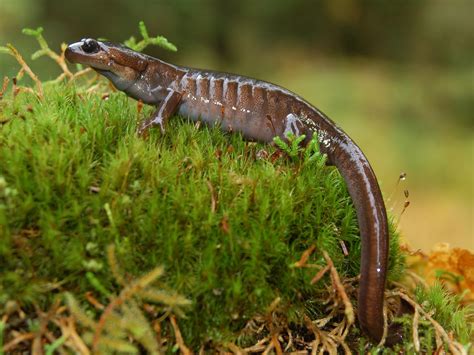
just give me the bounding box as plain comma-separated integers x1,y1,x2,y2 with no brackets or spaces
65,38,394,343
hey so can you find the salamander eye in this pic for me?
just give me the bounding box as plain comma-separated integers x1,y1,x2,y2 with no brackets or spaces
82,39,100,54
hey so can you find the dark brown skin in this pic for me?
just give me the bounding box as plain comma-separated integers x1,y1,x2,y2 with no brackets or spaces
66,39,394,343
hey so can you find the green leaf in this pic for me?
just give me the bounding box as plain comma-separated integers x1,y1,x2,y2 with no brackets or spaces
22,27,43,37
273,133,306,158
124,38,138,50
0,46,10,55
138,21,149,39
44,336,66,355
273,136,288,151
150,36,177,52
86,272,110,296
0,320,5,354
127,21,178,52
31,49,48,60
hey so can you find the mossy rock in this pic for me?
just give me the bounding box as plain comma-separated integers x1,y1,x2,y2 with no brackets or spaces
1,83,470,353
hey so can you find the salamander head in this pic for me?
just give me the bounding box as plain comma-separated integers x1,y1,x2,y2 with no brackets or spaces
65,38,148,90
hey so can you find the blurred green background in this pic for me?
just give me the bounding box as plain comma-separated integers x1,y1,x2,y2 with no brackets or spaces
1,0,472,250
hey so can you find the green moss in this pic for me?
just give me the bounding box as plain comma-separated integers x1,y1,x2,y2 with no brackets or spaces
414,283,473,346
7,81,470,351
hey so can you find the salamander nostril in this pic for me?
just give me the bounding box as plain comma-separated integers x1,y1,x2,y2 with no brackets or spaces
82,39,100,54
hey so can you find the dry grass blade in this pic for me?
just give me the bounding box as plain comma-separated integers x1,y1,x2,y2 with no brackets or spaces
170,315,192,355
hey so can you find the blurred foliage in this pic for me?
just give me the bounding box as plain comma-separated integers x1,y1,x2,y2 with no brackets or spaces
1,0,473,70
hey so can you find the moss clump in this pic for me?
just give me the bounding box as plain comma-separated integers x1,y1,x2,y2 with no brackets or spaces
0,82,403,346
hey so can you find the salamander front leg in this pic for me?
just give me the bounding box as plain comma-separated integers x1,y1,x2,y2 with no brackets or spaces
138,90,183,137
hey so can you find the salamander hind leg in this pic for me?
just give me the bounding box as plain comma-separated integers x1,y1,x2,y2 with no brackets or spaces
281,113,314,145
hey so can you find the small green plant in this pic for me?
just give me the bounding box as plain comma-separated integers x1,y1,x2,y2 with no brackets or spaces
44,336,66,355
414,283,473,345
22,27,72,79
65,245,191,354
273,132,307,158
124,21,177,52
274,132,326,164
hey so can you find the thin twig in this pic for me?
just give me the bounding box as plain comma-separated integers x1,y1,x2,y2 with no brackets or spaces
377,299,388,347
2,332,36,353
5,44,43,99
271,334,283,355
262,340,275,355
294,244,317,267
243,337,269,353
84,291,105,310
65,317,91,355
322,251,355,325
0,76,9,100
310,265,330,284
413,306,420,352
53,45,73,78
392,291,466,355
224,342,245,355
170,315,192,355
70,67,93,80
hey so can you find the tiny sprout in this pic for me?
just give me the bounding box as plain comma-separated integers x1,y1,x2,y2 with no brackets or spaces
22,27,44,36
124,21,177,53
